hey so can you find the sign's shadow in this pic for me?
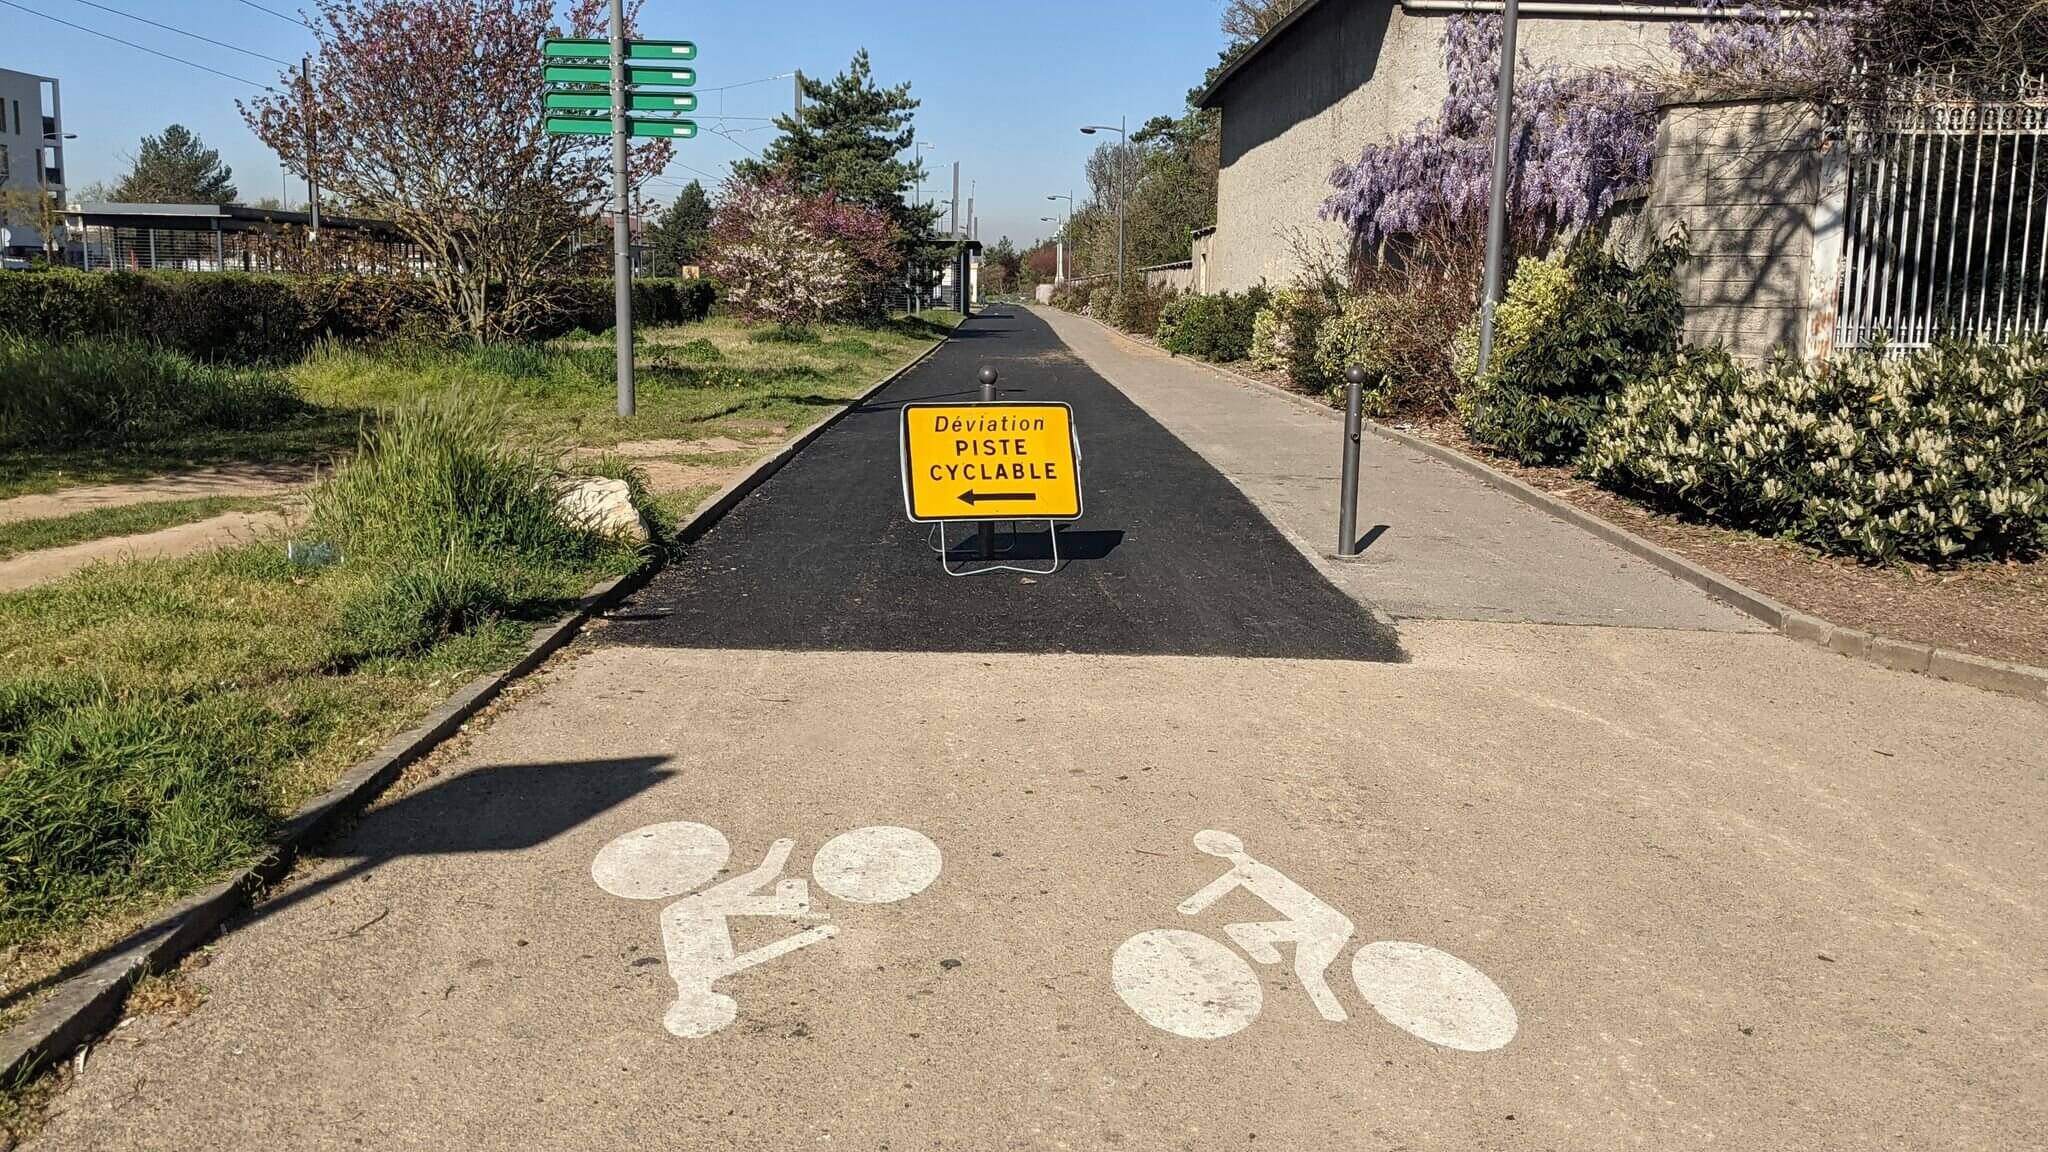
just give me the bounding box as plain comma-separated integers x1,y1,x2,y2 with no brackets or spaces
937,525,1124,564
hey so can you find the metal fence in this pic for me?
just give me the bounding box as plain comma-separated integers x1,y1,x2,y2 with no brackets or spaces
1836,73,2048,351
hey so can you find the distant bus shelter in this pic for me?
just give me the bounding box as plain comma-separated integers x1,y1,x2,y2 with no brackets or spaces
63,202,425,274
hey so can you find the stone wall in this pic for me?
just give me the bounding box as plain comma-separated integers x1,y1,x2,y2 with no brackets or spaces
1644,100,1844,361
1065,261,1196,295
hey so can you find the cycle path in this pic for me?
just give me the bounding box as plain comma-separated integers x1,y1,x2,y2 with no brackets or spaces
28,315,2048,1151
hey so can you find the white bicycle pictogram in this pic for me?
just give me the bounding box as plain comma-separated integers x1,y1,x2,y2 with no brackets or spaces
592,822,942,1038
1111,830,1517,1050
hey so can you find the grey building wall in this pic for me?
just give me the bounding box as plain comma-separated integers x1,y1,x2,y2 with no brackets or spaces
1207,0,1683,293
1644,100,1840,361
0,68,63,255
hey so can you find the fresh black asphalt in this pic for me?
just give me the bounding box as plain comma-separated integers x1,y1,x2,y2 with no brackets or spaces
604,308,1401,660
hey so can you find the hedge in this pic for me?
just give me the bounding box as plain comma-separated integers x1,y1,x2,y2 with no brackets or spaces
0,270,716,364
1583,339,2048,564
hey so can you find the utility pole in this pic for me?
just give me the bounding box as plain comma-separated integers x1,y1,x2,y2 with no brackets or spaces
794,69,804,116
609,0,634,417
1475,0,1521,379
301,55,320,239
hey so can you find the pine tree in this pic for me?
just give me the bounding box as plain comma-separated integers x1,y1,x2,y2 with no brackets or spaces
647,180,713,275
735,50,935,241
111,125,238,204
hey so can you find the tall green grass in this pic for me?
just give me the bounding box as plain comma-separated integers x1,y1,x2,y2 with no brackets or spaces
0,334,304,450
0,394,650,952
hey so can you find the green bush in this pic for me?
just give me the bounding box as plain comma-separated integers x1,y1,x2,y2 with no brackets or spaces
1158,287,1268,362
0,270,717,362
1309,290,1460,414
1463,235,1686,465
1253,288,1338,387
0,333,306,449
305,392,646,662
1101,278,1176,336
1583,339,2048,564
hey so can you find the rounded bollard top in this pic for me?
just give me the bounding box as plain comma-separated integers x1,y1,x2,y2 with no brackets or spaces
1345,366,1368,386
978,366,999,387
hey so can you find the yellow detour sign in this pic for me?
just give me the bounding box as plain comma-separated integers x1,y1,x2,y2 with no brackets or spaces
899,402,1083,522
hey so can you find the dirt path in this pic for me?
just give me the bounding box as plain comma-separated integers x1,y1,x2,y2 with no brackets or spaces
0,510,290,592
0,464,313,526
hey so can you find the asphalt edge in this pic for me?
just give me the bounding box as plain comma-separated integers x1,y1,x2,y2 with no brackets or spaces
1033,305,2048,706
0,325,960,1090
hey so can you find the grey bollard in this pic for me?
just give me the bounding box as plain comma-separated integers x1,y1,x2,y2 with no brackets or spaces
978,367,998,559
1337,366,1365,557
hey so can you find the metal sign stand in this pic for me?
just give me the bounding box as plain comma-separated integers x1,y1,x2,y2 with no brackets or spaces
934,370,1060,577
899,368,1082,578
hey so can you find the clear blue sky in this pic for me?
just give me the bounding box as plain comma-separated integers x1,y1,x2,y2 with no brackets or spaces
3,0,1231,247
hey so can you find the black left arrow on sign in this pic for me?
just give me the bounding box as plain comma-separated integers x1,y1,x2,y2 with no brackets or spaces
959,490,1032,506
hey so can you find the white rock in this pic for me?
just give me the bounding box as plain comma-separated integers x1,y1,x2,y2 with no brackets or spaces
554,476,650,543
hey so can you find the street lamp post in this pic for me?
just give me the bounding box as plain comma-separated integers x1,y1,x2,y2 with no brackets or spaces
1079,118,1126,284
1045,192,1073,281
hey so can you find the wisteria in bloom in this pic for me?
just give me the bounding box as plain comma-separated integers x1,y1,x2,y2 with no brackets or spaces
1322,16,1657,253
1666,0,1869,94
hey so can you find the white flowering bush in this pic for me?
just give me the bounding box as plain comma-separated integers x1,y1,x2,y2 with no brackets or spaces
1583,340,2048,563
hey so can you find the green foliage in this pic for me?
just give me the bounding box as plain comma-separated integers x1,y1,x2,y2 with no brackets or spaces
110,123,237,204
0,270,716,363
735,49,936,242
306,392,642,662
1158,287,1268,362
1584,340,2048,564
1464,234,1686,464
647,181,714,275
1251,288,1338,389
0,333,305,449
1310,288,1469,414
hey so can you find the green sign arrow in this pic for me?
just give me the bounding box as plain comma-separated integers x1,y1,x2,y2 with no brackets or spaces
546,92,698,113
543,64,611,84
543,115,698,139
543,38,609,60
628,40,696,61
543,38,696,62
623,63,695,87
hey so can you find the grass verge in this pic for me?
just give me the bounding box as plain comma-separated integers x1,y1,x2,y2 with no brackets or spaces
0,497,274,561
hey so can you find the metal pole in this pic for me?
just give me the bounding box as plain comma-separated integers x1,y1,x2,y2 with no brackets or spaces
1337,367,1364,557
1475,0,1520,377
302,55,320,239
609,0,634,417
977,366,998,560
1116,116,1127,285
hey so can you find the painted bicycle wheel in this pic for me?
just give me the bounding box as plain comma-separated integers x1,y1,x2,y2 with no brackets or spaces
1111,929,1263,1040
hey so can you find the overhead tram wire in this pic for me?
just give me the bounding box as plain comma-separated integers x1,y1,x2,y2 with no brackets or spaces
0,1,276,90
230,0,311,27
63,0,297,66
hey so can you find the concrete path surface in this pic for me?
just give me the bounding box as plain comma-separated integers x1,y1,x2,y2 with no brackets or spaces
1036,307,1762,631
31,631,2046,1150
25,312,2045,1151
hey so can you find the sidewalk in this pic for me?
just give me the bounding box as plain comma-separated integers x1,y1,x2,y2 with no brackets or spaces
1034,307,1763,632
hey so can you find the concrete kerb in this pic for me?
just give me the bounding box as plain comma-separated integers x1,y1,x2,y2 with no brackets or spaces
0,328,960,1088
1038,306,2048,706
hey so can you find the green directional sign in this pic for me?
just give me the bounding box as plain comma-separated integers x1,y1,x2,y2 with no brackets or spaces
543,64,612,84
627,40,696,61
546,91,698,113
543,115,697,139
543,38,609,60
623,63,695,87
543,38,696,62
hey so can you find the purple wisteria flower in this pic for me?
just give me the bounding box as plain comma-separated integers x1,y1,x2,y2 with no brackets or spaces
1322,16,1658,252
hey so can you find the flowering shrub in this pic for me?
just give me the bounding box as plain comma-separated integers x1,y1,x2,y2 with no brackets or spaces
1464,235,1686,464
706,172,897,328
1667,1,1868,97
1451,254,1572,399
1251,288,1337,386
1323,16,1656,253
1584,340,2048,563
